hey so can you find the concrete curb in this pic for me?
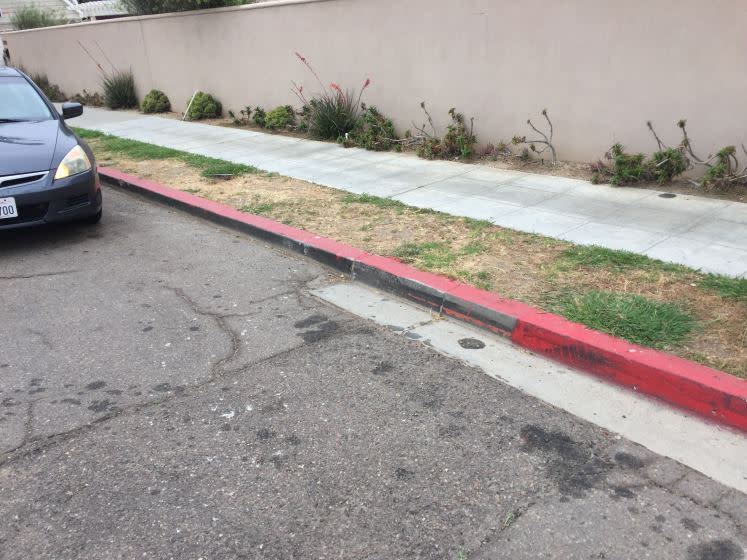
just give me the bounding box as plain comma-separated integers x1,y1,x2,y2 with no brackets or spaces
100,167,747,433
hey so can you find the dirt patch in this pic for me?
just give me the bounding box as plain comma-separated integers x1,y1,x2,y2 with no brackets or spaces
89,138,747,378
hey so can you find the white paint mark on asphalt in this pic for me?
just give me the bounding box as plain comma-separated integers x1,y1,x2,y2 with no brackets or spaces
313,282,747,493
221,411,235,419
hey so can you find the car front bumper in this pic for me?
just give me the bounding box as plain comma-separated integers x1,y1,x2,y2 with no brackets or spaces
0,168,102,230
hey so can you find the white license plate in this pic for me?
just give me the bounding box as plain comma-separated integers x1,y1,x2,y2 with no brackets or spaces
0,197,18,220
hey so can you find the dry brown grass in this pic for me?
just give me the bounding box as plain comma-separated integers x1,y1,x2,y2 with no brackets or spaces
90,139,747,378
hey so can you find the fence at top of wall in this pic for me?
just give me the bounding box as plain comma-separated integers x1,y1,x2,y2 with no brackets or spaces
4,0,746,163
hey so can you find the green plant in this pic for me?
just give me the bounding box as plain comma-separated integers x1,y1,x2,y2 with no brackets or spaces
413,103,476,161
341,192,407,210
649,147,688,184
29,72,65,102
228,106,253,125
701,146,747,188
11,5,65,30
674,120,747,188
102,69,137,110
512,109,557,165
70,90,104,107
345,105,398,151
140,89,170,113
252,107,266,127
699,274,747,303
393,242,458,270
292,52,369,140
187,91,222,120
548,290,695,349
605,143,649,185
556,245,685,274
120,0,252,16
264,105,296,130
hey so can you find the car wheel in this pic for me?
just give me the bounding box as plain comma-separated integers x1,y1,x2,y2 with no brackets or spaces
84,209,102,225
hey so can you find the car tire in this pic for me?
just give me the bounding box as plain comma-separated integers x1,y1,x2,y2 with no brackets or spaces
84,209,102,225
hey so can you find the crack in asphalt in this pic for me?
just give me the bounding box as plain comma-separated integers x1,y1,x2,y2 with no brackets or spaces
0,270,77,281
0,278,351,468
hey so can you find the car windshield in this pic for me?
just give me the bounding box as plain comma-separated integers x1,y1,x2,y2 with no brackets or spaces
0,77,54,122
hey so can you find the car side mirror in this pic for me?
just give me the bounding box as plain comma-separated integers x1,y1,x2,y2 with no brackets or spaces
61,102,83,120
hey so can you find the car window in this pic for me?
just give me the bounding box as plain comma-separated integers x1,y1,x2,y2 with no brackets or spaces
0,77,54,122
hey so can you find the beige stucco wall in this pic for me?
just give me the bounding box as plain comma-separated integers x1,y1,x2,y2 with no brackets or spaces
4,0,746,162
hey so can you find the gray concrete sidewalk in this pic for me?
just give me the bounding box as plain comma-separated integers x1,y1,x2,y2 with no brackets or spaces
75,108,747,277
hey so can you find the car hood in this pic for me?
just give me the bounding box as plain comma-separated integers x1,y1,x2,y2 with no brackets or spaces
0,120,61,176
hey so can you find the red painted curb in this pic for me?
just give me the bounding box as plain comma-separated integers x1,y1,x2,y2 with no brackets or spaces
99,167,747,433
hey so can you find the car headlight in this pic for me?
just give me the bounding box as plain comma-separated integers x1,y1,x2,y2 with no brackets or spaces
54,145,92,180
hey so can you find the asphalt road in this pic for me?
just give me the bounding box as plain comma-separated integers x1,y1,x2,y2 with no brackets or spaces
0,187,745,560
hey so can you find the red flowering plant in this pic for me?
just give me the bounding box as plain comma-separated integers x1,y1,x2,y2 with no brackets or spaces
292,52,371,141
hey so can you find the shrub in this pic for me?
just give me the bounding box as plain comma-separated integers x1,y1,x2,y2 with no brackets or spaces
70,90,104,107
649,147,688,184
512,109,557,165
11,5,65,30
28,72,65,102
140,89,170,113
414,104,476,161
606,143,649,185
102,69,138,109
252,107,266,127
292,52,369,141
120,0,251,16
186,91,222,120
228,106,252,125
600,142,688,186
264,105,295,130
344,105,398,151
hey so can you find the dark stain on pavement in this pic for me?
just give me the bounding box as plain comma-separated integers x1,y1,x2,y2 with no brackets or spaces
520,424,613,498
372,361,394,376
611,486,636,499
85,381,106,390
438,424,466,438
87,400,118,413
299,321,339,343
61,398,81,405
614,452,645,470
682,518,702,532
142,326,154,332
257,428,275,440
152,383,172,392
294,314,328,329
395,467,415,480
687,540,743,560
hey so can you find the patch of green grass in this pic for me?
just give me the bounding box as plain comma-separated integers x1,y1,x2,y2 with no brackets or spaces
73,127,260,177
460,242,488,256
699,274,747,303
393,242,457,270
359,223,373,232
341,192,407,210
547,290,695,349
457,269,492,290
556,245,686,274
199,160,254,178
463,218,493,233
240,201,276,215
